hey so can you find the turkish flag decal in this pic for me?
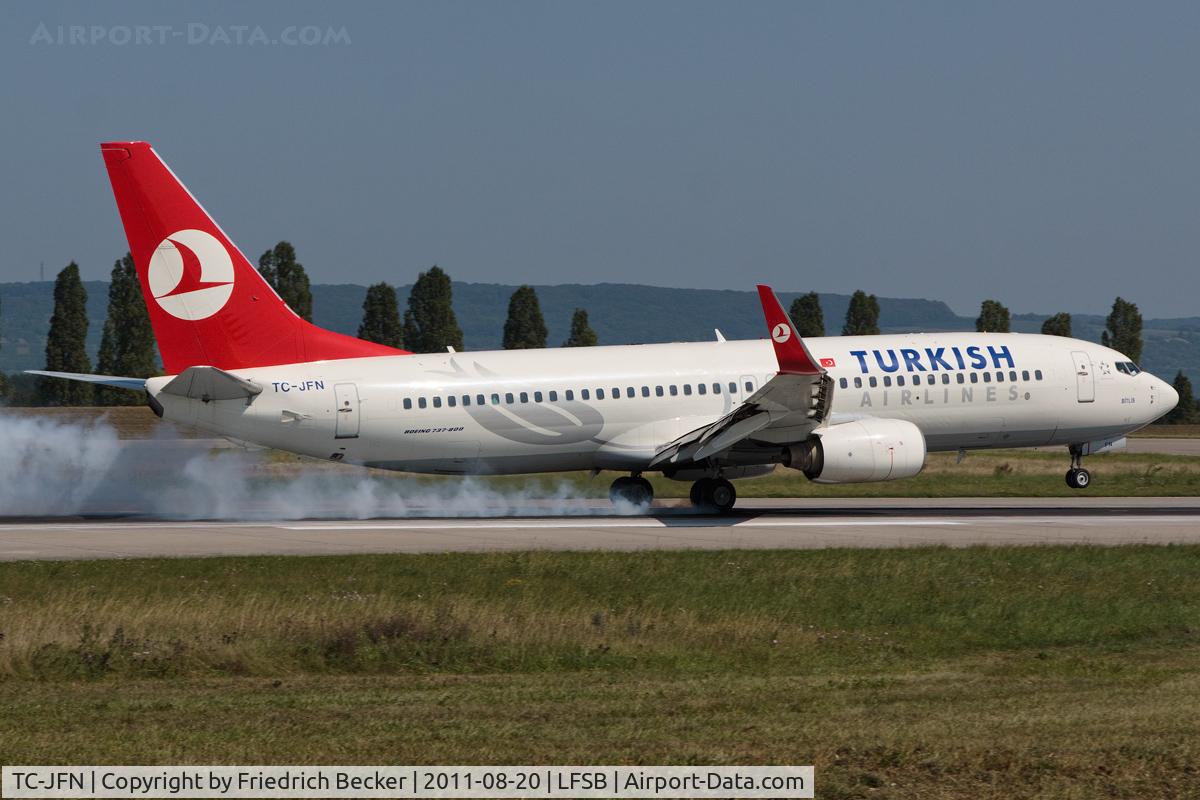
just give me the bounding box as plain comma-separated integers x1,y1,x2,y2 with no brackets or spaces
819,357,836,368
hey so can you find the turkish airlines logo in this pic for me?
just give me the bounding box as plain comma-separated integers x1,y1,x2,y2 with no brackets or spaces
146,229,234,320
771,323,792,343
820,357,836,368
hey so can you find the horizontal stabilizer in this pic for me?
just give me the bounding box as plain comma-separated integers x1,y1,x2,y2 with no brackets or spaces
24,370,146,391
161,366,262,401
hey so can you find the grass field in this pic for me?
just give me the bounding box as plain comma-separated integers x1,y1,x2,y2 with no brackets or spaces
2,548,1199,798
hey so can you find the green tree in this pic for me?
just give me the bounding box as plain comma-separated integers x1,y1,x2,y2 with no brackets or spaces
258,241,312,321
0,295,7,400
788,292,825,338
402,266,463,353
1101,297,1143,363
503,285,548,349
841,290,880,336
1040,312,1072,337
563,308,598,347
975,299,1011,333
41,262,93,405
1163,371,1196,424
358,282,404,348
96,253,157,405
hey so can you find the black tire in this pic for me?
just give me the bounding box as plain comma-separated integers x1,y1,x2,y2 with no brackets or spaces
690,478,713,507
1065,469,1078,489
709,478,737,513
610,476,652,507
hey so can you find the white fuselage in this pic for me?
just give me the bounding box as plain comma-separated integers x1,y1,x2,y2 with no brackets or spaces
147,332,1174,476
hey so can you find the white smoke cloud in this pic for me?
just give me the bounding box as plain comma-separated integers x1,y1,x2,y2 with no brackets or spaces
0,414,648,519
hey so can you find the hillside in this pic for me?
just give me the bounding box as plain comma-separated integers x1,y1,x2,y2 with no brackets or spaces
2,281,1197,381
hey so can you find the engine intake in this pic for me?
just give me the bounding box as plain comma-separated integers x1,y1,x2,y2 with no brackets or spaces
786,419,926,483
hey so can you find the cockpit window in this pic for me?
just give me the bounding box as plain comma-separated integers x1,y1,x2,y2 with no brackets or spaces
1116,361,1141,376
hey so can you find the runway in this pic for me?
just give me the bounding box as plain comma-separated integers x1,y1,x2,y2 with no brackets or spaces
1,497,1198,561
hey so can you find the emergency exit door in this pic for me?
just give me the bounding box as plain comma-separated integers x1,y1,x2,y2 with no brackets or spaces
334,383,361,438
1071,351,1094,403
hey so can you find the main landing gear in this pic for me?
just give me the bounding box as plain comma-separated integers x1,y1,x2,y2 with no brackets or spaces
610,474,654,507
1065,445,1091,490
689,477,737,513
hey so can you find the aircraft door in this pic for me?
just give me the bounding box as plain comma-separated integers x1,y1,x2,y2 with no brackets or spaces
334,383,361,438
1071,351,1094,403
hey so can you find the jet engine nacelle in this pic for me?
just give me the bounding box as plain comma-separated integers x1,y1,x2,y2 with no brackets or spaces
785,419,927,484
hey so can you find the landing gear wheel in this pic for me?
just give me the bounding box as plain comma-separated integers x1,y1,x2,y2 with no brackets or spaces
610,475,653,507
708,478,737,513
690,477,736,513
1065,468,1091,490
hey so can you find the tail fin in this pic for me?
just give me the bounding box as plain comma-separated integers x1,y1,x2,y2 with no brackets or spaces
100,141,406,374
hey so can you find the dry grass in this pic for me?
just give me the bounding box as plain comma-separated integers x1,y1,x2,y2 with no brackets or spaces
2,548,1200,796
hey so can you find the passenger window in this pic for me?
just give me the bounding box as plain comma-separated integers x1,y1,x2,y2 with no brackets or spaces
418,397,427,409
655,386,664,397
940,374,949,385
957,373,965,384
854,377,863,388
612,387,620,398
839,378,848,389
995,372,1004,383
579,389,587,400
597,388,605,399
641,386,650,397
1022,370,1030,381
970,373,979,384
403,398,412,410
476,394,485,405
548,390,557,401
433,397,442,408
684,384,693,396
983,373,991,383
626,387,635,398
670,385,678,396
519,392,528,403
447,396,456,407
729,381,737,394
534,391,543,402
490,393,499,405
883,376,892,387
869,377,878,388
712,383,721,394
897,376,905,387
698,384,707,395
505,392,514,404
1035,369,1044,380
1009,371,1017,382
928,375,936,386
744,380,753,392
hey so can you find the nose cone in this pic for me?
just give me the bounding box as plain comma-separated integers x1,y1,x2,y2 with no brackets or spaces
1159,377,1179,415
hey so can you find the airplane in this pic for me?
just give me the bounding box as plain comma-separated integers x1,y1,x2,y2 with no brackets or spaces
30,142,1180,513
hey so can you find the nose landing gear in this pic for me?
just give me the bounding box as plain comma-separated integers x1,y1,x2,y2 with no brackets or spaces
1065,445,1091,489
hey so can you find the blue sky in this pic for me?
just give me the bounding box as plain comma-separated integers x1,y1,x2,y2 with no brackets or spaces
2,1,1198,317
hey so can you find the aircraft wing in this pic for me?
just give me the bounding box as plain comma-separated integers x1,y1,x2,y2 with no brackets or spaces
24,370,147,391
649,285,833,468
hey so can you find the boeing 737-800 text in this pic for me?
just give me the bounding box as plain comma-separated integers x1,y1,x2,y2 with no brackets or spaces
31,142,1180,512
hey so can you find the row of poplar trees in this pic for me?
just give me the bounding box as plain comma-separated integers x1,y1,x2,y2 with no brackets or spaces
20,243,600,405
18,246,1194,420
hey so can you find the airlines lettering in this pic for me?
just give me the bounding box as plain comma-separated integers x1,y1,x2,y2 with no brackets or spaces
849,346,1014,374
272,380,325,392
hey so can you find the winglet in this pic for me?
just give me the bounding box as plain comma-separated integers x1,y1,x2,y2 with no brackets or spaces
755,284,823,375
